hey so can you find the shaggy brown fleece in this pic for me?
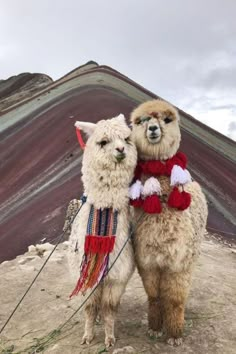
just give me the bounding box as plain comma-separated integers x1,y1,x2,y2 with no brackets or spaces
130,99,208,346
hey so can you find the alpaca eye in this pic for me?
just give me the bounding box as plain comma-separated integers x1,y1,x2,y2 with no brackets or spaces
125,137,131,144
164,117,172,124
99,140,108,147
141,116,151,123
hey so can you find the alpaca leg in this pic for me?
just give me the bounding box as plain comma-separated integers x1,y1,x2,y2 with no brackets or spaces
160,271,191,346
81,288,102,345
139,268,162,336
101,281,126,348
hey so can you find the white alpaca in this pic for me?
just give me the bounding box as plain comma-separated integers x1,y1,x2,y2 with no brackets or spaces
68,114,137,347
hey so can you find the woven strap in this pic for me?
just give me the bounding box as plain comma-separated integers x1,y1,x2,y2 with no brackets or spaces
87,206,118,237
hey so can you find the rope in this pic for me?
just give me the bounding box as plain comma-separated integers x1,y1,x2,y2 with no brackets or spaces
59,212,144,331
0,196,86,335
13,212,145,353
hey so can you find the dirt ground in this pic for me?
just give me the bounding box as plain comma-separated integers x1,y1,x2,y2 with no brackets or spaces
0,235,235,354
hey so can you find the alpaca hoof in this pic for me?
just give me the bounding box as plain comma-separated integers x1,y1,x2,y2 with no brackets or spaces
166,337,183,346
105,335,116,348
148,328,163,338
81,333,94,345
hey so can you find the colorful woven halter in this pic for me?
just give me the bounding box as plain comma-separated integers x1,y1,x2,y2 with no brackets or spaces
70,206,118,297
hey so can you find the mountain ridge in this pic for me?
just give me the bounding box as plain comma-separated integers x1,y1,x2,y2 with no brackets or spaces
0,61,235,262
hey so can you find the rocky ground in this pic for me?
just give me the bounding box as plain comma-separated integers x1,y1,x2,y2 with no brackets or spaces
0,235,235,354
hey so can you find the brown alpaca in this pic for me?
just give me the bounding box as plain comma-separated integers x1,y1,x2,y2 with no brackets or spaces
130,99,208,346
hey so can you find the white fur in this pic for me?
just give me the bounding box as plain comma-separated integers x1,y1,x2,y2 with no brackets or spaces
68,114,137,347
142,177,161,196
170,165,192,186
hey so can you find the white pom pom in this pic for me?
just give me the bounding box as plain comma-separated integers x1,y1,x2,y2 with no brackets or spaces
170,165,192,186
142,177,161,196
129,180,143,200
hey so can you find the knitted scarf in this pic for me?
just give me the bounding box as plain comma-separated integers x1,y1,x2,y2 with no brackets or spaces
129,152,191,213
70,206,118,297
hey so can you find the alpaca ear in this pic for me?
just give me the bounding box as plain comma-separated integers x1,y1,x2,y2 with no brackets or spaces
116,113,126,123
74,121,96,136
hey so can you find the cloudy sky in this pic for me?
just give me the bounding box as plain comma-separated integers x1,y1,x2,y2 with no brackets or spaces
1,0,236,140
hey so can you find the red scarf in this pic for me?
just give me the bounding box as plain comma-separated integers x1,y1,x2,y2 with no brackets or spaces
130,152,191,213
134,152,187,179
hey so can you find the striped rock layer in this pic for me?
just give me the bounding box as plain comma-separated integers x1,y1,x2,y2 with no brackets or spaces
0,61,235,262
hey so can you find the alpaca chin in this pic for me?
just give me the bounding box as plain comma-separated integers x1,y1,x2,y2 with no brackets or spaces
134,132,180,161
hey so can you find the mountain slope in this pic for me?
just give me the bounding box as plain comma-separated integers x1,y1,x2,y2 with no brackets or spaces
0,62,235,262
0,72,53,111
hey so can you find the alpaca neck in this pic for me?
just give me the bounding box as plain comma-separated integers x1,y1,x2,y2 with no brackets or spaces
82,167,130,210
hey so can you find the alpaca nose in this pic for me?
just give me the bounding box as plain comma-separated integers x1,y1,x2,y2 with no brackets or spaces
116,147,124,153
149,125,158,132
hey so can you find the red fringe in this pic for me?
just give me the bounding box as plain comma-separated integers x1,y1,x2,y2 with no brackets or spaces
69,258,91,297
70,235,115,297
70,253,110,298
84,235,115,254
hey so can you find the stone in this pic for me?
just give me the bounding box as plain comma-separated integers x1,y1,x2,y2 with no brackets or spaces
18,256,36,265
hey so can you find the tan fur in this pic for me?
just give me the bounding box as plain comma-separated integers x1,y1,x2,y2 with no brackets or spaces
67,115,137,348
130,100,208,345
131,99,181,160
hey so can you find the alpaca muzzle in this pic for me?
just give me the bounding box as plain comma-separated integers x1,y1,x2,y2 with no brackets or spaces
146,123,161,143
115,152,126,162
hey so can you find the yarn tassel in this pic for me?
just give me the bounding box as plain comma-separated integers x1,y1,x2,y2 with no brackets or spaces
168,186,183,208
84,235,115,254
69,257,91,297
168,187,191,210
143,194,162,214
142,177,162,197
170,165,192,186
178,191,191,210
70,235,115,297
129,180,143,200
85,253,105,288
130,197,143,208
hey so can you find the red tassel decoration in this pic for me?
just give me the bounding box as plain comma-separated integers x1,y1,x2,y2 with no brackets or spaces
143,194,162,214
84,235,115,254
168,187,183,208
168,188,191,210
70,258,91,297
178,191,191,210
130,198,143,208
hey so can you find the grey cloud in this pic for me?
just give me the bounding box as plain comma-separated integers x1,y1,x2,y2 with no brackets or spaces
0,0,236,140
228,121,236,140
209,104,236,112
228,121,236,131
